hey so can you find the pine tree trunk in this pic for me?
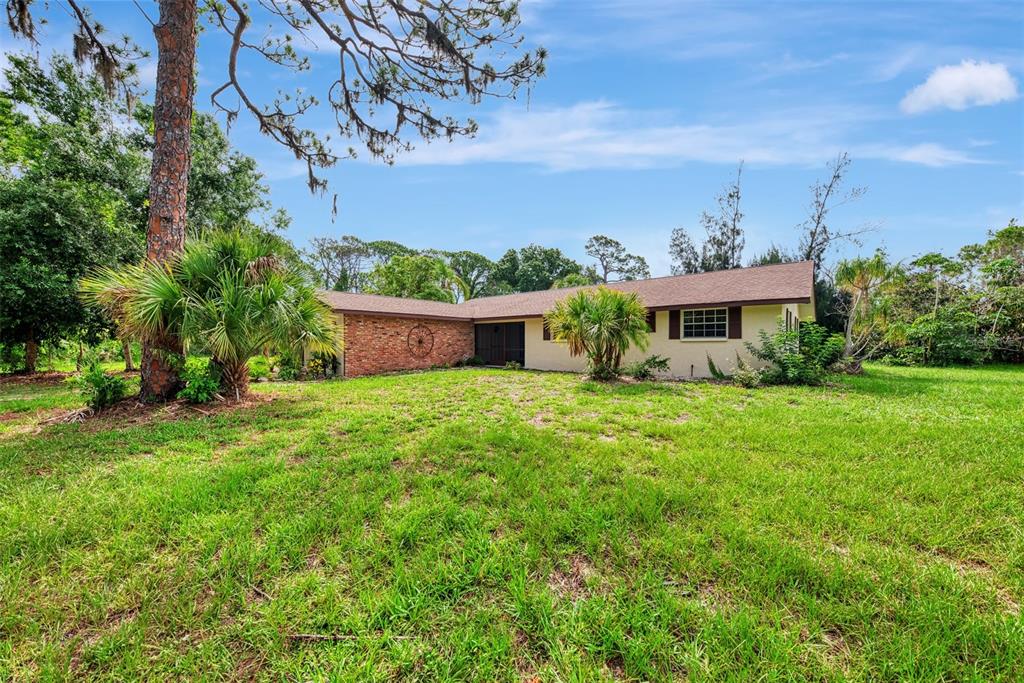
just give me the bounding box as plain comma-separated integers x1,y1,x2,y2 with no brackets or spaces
25,339,38,374
140,0,198,401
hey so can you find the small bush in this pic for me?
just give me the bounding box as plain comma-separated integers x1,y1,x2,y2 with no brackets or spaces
462,355,485,367
732,357,762,388
277,352,302,380
70,363,129,411
178,357,221,404
623,354,671,380
746,320,844,386
504,360,523,370
248,355,272,381
306,356,328,379
706,354,729,380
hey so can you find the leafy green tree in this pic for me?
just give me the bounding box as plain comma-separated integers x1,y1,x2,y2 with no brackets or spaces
911,252,964,316
544,286,650,380
551,272,599,289
0,179,136,372
366,240,418,266
364,255,461,303
902,306,988,366
1,53,289,372
492,245,586,292
81,230,337,399
443,250,496,300
0,54,145,372
585,235,650,282
960,221,1023,361
748,244,794,267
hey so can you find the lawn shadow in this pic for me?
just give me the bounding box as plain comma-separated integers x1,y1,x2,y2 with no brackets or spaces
839,364,1021,399
1,394,312,489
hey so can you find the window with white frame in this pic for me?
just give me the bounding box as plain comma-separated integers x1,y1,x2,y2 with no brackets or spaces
683,308,727,338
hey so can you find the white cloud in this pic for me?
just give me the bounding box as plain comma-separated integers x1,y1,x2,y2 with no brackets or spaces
867,143,983,167
900,60,1019,114
394,100,980,171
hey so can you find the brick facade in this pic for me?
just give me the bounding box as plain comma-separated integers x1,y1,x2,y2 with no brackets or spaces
340,314,475,378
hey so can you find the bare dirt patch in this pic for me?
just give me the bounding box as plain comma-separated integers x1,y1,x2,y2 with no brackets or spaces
0,371,76,387
547,554,595,600
527,412,551,428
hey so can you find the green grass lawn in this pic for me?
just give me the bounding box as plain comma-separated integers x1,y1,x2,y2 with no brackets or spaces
1,365,1021,681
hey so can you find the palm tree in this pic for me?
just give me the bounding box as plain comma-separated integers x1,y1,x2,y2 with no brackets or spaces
834,251,895,359
81,229,338,399
544,286,650,379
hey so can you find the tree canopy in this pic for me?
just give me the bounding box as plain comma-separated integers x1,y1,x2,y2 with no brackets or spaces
585,235,650,283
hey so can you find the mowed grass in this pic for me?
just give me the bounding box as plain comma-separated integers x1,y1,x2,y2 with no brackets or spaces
0,365,1021,681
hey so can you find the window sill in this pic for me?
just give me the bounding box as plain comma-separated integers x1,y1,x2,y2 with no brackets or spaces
678,338,730,342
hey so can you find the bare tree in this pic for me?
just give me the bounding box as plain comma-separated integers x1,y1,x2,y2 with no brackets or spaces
798,152,872,265
700,161,745,271
6,0,545,398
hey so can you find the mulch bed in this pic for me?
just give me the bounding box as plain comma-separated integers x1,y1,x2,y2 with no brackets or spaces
39,393,273,430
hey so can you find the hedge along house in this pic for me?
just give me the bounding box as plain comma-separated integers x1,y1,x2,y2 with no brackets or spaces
318,261,816,379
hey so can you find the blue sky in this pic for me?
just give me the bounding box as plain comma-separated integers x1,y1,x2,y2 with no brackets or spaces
4,0,1023,274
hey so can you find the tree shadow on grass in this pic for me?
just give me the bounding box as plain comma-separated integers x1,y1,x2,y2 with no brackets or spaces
836,364,1022,399
0,395,312,492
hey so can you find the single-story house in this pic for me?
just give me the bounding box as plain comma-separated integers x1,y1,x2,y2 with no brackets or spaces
318,260,816,378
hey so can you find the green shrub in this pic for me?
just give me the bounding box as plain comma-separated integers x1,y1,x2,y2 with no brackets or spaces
746,320,844,386
905,306,989,365
248,355,272,380
706,354,729,380
623,354,671,380
178,357,221,404
277,352,303,380
70,363,129,410
504,360,523,371
463,355,485,367
732,357,762,388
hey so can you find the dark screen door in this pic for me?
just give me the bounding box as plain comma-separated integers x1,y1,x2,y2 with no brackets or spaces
475,322,524,366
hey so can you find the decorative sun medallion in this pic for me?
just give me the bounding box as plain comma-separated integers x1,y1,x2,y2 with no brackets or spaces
407,324,434,358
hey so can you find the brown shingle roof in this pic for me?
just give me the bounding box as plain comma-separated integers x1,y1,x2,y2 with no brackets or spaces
318,291,470,320
319,261,815,321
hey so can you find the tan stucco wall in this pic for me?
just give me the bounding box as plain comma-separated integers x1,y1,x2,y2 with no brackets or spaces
522,304,793,378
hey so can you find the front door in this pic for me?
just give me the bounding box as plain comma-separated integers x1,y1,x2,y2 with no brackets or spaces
475,322,525,366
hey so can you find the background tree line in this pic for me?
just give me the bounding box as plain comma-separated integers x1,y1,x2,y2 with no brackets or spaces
302,234,650,303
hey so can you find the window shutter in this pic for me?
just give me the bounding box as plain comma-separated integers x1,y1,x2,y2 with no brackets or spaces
668,310,680,339
728,306,742,339
542,321,551,341
646,310,656,333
